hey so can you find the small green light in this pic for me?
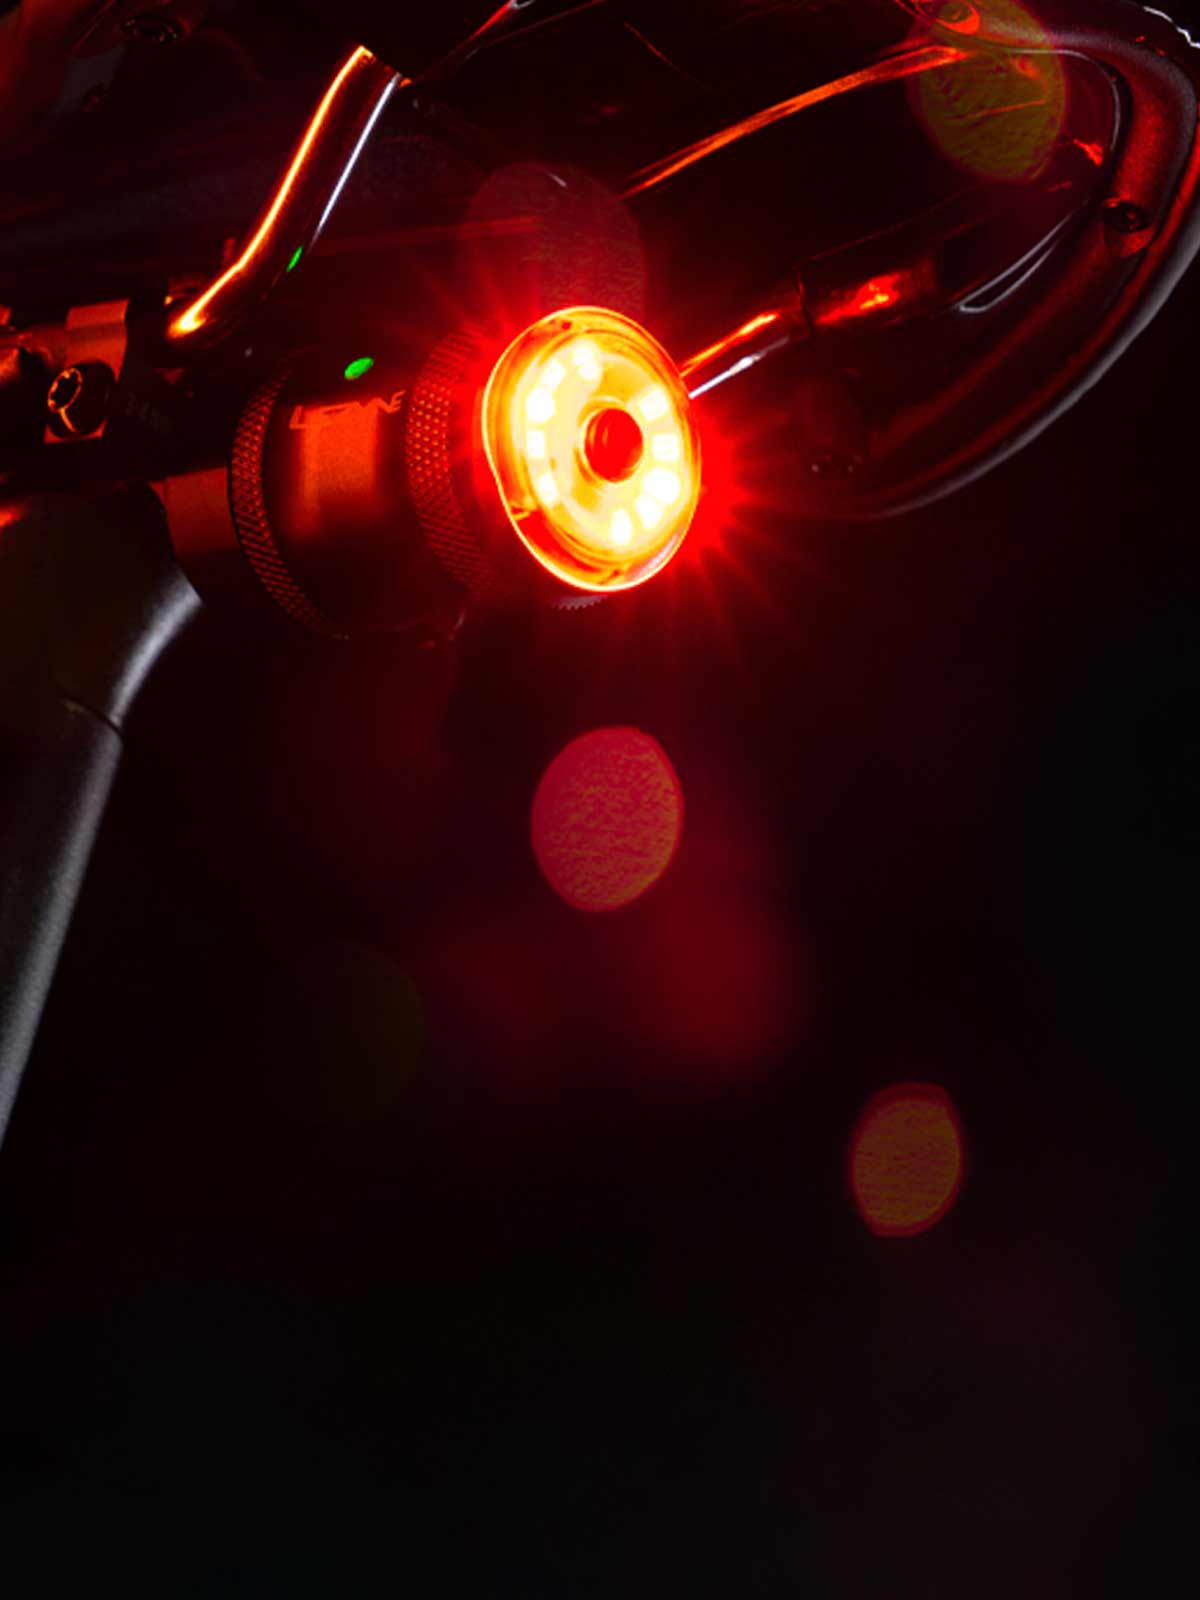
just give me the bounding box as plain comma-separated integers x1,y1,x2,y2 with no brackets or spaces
344,357,375,382
286,247,303,273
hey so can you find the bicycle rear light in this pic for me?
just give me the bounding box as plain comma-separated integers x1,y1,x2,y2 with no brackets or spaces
165,306,702,638
481,308,701,593
4,0,1200,1147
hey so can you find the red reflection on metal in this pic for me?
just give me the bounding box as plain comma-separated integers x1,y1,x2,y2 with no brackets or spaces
858,285,895,313
465,1,515,49
271,383,398,589
170,46,401,341
531,727,683,912
680,311,784,380
1074,138,1105,167
849,1082,965,1237
623,44,968,197
814,263,936,329
928,1,982,35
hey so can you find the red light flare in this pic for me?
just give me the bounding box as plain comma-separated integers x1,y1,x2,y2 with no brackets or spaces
564,745,807,1087
678,307,804,580
640,401,793,683
622,871,808,1085
657,392,828,685
848,1082,966,1237
680,333,843,586
679,272,929,600
422,737,805,1095
531,727,684,913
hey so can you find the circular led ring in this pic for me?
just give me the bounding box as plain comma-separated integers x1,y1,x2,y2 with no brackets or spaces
481,307,701,592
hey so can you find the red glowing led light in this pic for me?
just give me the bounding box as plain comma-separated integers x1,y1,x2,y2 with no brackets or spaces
482,307,702,593
849,1083,965,1237
531,728,684,912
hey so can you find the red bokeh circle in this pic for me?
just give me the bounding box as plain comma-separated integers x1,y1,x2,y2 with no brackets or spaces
531,727,684,912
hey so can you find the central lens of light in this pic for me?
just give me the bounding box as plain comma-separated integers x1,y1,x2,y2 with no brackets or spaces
481,306,702,593
584,407,645,482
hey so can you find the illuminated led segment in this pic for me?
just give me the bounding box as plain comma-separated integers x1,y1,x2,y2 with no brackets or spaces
644,468,681,506
482,306,702,593
636,386,670,423
610,508,634,547
526,387,555,424
635,493,663,531
571,342,602,383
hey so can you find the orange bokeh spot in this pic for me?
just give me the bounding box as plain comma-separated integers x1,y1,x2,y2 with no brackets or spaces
912,1,1066,182
849,1083,965,1236
531,728,683,912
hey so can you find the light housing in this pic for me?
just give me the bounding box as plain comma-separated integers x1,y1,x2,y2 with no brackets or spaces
164,307,703,641
481,307,701,593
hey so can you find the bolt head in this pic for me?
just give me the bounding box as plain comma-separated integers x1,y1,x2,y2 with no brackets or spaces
47,368,84,416
120,14,183,47
1102,198,1152,235
46,363,115,439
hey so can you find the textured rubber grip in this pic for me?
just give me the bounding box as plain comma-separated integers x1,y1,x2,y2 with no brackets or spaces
229,369,347,639
404,331,487,589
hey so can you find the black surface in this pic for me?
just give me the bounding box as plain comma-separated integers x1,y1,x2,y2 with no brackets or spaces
0,490,197,1141
2,2,1199,1593
2,286,1197,1592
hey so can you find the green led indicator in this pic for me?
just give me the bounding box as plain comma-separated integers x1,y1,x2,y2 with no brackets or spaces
286,247,303,273
344,357,376,382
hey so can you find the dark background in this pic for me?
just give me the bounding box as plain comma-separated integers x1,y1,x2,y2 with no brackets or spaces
2,2,1199,1593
